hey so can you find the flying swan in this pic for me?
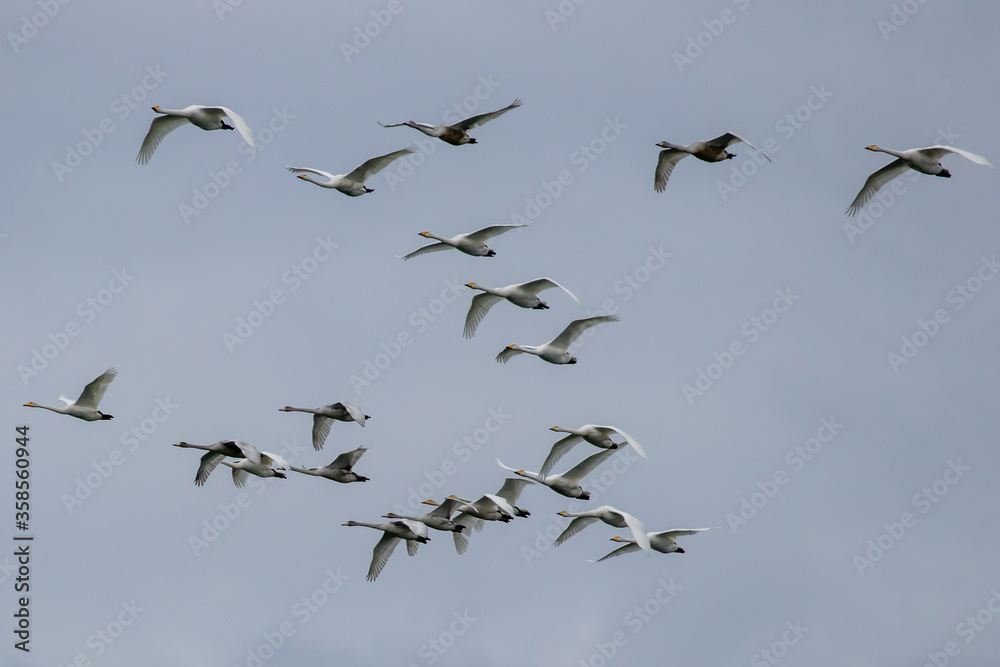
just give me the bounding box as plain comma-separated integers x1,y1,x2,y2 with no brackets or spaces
279,402,369,451
554,506,651,555
288,147,416,196
24,367,117,421
591,528,713,562
173,439,252,486
379,99,522,145
654,132,770,192
342,519,429,582
463,278,582,339
846,145,992,216
137,105,256,164
217,442,291,487
289,446,369,483
495,315,619,365
401,225,524,260
540,424,648,478
496,450,618,500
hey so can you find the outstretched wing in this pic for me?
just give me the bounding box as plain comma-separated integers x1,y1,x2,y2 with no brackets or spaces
554,516,599,547
368,533,400,582
618,511,651,554
463,292,505,339
75,367,117,409
592,541,642,563
465,224,525,243
562,448,616,483
655,528,713,539
518,278,582,305
654,149,689,192
922,145,992,166
214,107,256,150
495,478,534,506
428,498,461,518
451,98,522,132
452,514,479,555
400,242,450,261
846,159,909,216
495,345,526,364
483,494,517,519
329,446,367,470
137,116,189,164
346,147,416,183
707,132,771,162
594,425,648,460
231,465,249,488
538,433,583,479
195,452,225,486
260,451,291,471
550,315,620,349
337,401,367,426
312,415,333,451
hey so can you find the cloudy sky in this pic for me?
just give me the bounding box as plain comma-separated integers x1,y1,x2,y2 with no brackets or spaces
3,1,999,665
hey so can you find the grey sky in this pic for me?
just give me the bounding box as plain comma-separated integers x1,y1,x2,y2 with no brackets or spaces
3,1,1000,665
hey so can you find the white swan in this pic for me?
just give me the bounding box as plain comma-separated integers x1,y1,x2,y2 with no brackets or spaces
846,145,993,216
342,519,429,581
446,478,533,555
383,498,466,534
463,278,582,339
591,528,712,562
279,402,368,451
288,147,415,196
289,446,369,483
654,132,770,192
173,439,250,486
137,105,255,164
495,315,619,365
379,99,522,145
541,424,648,478
24,367,117,421
218,443,291,487
496,450,616,500
554,506,651,554
401,224,525,260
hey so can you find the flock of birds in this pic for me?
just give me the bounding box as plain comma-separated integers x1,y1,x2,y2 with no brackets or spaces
25,96,992,581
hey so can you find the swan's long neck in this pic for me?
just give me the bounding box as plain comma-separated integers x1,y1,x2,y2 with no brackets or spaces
516,345,540,356
156,107,187,116
302,175,336,188
281,406,317,414
517,469,541,482
385,513,415,521
423,233,447,243
26,403,65,414
872,146,903,158
173,442,209,451
347,521,382,531
289,466,316,475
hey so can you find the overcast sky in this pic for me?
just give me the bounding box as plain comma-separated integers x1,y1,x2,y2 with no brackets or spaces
3,1,1000,666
